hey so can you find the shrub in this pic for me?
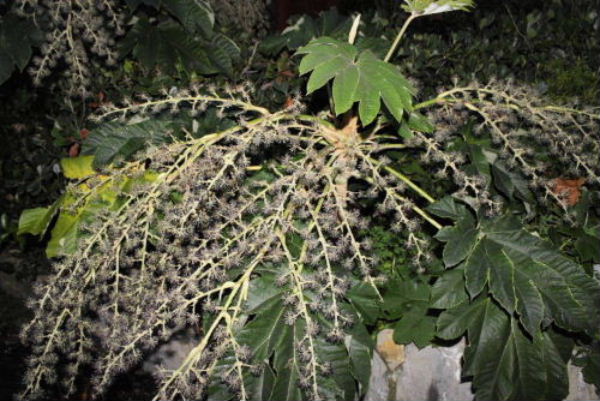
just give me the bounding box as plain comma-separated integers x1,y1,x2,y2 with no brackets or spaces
17,1,600,400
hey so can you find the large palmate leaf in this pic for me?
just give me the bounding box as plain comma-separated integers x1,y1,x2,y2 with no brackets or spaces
437,296,573,401
297,37,415,125
431,198,600,337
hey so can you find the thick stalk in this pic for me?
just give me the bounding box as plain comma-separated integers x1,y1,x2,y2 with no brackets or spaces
368,157,436,203
384,14,417,62
365,157,442,230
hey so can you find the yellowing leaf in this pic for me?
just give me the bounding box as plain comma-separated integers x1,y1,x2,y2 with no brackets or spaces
46,212,80,258
60,155,96,179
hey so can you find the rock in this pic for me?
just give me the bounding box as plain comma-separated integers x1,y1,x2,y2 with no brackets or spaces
367,335,472,401
376,329,405,371
566,363,600,401
366,350,392,401
142,329,199,374
366,333,600,401
393,340,473,401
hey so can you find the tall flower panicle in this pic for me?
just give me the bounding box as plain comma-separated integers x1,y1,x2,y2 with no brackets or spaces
15,0,125,98
19,78,600,399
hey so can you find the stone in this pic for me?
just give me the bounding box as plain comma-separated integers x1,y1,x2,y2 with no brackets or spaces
366,333,600,401
566,363,600,401
142,328,199,374
393,340,473,401
366,349,391,401
367,334,472,401
376,328,405,371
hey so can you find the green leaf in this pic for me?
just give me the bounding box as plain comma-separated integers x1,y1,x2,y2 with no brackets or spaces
246,364,276,401
17,205,58,236
297,37,414,125
208,33,241,77
313,320,358,400
347,282,381,325
357,51,413,123
237,296,288,361
465,143,492,182
120,19,237,77
397,123,414,139
431,267,468,309
346,322,373,391
332,65,360,114
60,156,96,179
492,160,535,203
436,297,486,340
438,297,571,401
306,54,354,94
393,306,436,349
269,320,304,401
426,196,470,221
440,214,600,336
0,52,13,84
442,219,478,268
407,111,434,133
83,120,174,167
46,212,80,257
573,343,600,390
382,280,430,322
245,273,284,313
574,231,600,263
298,38,357,76
162,0,214,36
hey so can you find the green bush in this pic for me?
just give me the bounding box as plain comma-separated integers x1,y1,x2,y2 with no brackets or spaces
6,1,600,401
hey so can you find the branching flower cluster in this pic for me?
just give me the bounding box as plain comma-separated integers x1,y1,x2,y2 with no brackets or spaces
19,89,433,401
14,0,125,98
18,72,600,399
412,80,600,213
15,2,600,398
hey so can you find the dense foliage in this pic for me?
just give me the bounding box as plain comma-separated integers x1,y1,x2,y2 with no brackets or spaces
1,1,599,400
